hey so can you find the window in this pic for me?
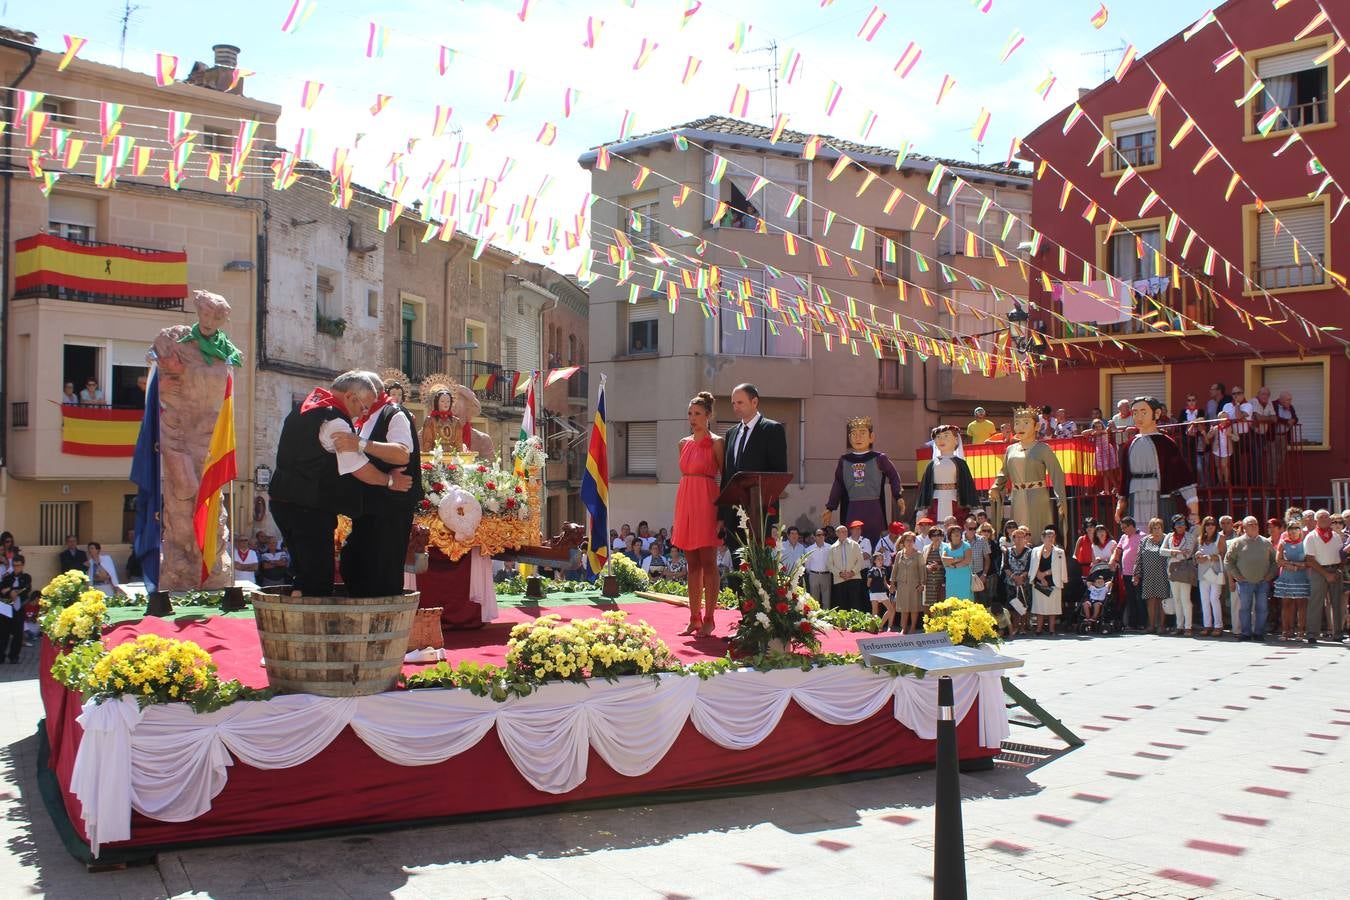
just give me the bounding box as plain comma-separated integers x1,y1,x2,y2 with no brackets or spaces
201,127,231,154
469,261,483,288
875,228,910,281
1105,227,1162,283
40,97,75,127
366,289,380,318
627,301,659,355
397,223,416,253
567,334,578,363
39,501,80,546
463,319,485,361
625,422,657,476
48,194,98,242
1104,112,1158,172
1101,368,1167,414
1246,199,1328,291
716,269,809,358
707,151,808,234
316,272,336,318
878,351,913,396
1247,358,1327,447
623,194,660,247
504,336,519,371
1250,40,1332,135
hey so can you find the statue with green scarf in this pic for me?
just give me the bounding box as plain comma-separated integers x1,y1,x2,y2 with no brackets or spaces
149,290,243,590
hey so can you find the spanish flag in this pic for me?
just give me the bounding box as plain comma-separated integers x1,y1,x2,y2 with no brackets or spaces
60,404,142,456
580,375,609,576
192,373,237,584
472,372,497,391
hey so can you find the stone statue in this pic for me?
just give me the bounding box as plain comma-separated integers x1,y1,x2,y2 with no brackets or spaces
149,290,242,590
419,375,493,457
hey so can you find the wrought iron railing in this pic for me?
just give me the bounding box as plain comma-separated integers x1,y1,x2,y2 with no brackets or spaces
460,359,526,408
401,340,445,384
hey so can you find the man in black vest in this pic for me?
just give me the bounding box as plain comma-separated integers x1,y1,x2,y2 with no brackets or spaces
267,371,413,596
720,383,789,544
333,373,422,597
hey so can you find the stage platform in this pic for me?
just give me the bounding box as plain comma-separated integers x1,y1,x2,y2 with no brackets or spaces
39,599,1009,861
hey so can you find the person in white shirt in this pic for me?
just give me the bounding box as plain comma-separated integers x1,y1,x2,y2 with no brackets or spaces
1053,409,1078,438
803,528,832,609
636,521,657,552
828,525,866,612
914,519,935,555
777,526,808,571
1109,399,1133,450
258,534,290,587
86,542,119,597
612,524,632,552
1223,387,1256,484
641,541,668,575
848,521,872,557
875,522,902,568
231,536,259,586
1302,509,1345,644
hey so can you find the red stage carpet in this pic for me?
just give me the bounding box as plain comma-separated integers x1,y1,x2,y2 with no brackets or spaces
39,604,1003,859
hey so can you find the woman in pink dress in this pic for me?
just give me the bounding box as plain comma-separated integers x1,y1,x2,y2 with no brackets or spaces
672,392,724,636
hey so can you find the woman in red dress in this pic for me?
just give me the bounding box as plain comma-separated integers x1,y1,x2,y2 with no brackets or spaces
672,392,724,636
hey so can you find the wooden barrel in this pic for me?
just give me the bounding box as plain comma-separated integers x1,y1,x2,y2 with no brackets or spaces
253,590,420,697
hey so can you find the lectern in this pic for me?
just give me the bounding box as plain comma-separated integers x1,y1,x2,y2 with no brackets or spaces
716,471,793,543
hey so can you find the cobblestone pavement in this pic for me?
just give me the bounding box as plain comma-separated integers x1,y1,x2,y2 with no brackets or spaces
1,631,1346,898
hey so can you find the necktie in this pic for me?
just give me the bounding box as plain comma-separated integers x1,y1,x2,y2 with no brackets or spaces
736,423,751,465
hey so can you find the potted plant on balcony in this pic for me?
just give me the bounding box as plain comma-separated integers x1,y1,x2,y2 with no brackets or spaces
316,313,347,338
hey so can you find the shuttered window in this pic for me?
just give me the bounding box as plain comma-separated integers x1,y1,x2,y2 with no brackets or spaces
1260,363,1324,445
1107,371,1166,410
627,300,659,354
1256,205,1325,288
1256,47,1325,78
625,422,657,476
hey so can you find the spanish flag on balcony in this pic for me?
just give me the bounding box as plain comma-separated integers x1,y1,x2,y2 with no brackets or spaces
15,233,187,299
60,404,142,457
915,436,1099,491
471,372,497,391
192,372,237,584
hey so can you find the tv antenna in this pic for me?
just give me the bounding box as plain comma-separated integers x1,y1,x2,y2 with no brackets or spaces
736,40,779,121
1081,40,1128,82
118,1,142,68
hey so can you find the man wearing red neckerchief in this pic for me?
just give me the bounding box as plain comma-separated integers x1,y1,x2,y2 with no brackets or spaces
267,371,413,596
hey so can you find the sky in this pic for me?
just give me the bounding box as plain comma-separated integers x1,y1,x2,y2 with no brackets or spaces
8,0,1220,268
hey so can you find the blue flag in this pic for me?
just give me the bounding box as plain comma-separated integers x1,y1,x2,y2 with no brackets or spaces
579,376,609,577
129,368,161,591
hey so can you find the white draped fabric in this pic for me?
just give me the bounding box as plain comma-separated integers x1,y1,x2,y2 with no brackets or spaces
70,667,1008,856
468,549,497,621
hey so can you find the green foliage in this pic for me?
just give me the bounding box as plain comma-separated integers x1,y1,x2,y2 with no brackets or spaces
817,607,884,633
716,587,738,609
493,575,598,596
402,660,535,701
647,578,688,596
49,640,105,691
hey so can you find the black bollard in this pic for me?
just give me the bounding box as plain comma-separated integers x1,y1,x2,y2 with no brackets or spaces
601,574,620,598
524,575,545,600
933,674,967,900
221,586,248,612
145,590,173,618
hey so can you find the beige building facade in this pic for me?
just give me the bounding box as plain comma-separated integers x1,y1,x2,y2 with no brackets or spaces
1,35,278,581
580,116,1030,535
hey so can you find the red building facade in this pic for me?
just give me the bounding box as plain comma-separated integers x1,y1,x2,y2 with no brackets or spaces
1020,0,1347,507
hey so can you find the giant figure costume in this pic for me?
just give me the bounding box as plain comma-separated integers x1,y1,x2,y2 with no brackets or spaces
990,408,1068,539
1116,396,1198,524
915,425,979,525
824,416,905,547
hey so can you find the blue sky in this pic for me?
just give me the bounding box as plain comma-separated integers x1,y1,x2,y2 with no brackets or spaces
9,0,1218,265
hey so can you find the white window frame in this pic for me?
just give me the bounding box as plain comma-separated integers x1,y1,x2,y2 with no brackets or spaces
715,268,809,359
704,150,810,236
625,422,658,477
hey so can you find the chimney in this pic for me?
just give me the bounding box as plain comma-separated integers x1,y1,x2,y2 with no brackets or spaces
213,44,240,68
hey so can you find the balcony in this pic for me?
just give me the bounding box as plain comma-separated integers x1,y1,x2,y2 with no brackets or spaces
567,369,589,404
7,400,146,480
400,340,445,385
1049,276,1216,340
1252,253,1326,291
14,233,186,311
461,359,526,409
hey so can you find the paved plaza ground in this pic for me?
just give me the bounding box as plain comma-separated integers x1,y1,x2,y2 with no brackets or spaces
2,630,1346,899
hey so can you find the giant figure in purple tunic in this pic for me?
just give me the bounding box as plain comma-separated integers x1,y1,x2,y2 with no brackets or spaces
823,416,906,547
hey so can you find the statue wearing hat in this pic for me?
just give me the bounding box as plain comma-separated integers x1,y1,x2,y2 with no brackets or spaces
823,416,905,548
916,425,979,524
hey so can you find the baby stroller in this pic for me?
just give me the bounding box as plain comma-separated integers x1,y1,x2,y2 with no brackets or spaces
1076,564,1119,635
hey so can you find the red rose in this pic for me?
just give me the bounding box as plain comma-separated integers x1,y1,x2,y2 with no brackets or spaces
419,499,431,510
775,587,787,597
765,536,777,547
432,482,445,492
515,485,524,493
764,568,775,578
738,562,750,571
421,463,433,471
477,465,488,473
485,482,496,491
506,499,517,509
740,600,754,612
798,621,812,632
775,602,789,614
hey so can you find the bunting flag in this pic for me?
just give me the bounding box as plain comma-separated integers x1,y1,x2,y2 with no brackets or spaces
825,81,843,115
280,0,317,32
681,0,702,28
154,53,178,87
971,108,991,142
729,83,750,116
580,376,609,576
935,74,956,104
192,372,237,585
894,41,922,78
438,46,456,74
370,94,393,116
300,80,324,109
515,374,536,476
1035,71,1057,101
537,122,557,145
1090,3,1109,29
366,21,388,58
58,35,87,71
633,37,658,69
857,5,886,41
100,101,123,142
999,29,1025,63
432,104,454,136
1113,44,1136,82
471,373,497,391
583,16,603,48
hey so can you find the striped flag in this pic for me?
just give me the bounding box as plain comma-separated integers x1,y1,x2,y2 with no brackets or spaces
515,374,536,477
471,372,496,391
192,372,237,585
580,376,609,577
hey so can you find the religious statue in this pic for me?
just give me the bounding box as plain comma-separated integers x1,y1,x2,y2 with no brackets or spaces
419,375,493,457
148,290,242,590
989,407,1068,538
823,416,905,547
915,425,979,525
1115,395,1198,525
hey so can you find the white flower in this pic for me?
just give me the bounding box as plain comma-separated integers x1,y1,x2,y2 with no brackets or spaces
754,612,771,628
735,505,750,532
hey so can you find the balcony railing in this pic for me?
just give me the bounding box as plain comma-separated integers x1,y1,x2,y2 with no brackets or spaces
400,340,445,385
567,369,589,401
1258,97,1327,131
461,359,526,408
1253,253,1326,290
1049,276,1216,339
14,233,187,311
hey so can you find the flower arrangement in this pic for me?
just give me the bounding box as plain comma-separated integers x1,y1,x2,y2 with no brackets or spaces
512,434,547,471
83,633,219,705
39,589,107,650
419,457,532,523
504,610,678,684
38,570,91,610
727,506,825,656
607,552,651,594
922,598,1000,647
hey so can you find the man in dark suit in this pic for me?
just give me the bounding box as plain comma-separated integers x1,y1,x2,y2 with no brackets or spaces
720,383,789,543
58,535,87,574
